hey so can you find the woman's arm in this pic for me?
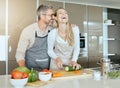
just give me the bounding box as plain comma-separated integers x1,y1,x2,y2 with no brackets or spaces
48,29,63,68
47,29,58,59
72,26,80,62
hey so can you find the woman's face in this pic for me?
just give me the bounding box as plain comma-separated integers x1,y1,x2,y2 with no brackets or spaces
55,9,68,23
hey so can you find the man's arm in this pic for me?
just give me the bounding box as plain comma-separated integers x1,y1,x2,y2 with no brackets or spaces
16,27,30,67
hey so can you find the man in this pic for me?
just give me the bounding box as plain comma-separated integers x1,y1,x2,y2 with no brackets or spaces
15,5,54,71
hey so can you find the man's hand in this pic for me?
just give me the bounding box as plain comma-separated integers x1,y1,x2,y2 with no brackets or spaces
18,59,25,67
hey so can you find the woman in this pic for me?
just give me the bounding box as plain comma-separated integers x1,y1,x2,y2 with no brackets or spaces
48,7,80,70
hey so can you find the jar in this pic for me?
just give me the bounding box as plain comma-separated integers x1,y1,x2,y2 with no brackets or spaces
93,71,101,80
101,59,111,78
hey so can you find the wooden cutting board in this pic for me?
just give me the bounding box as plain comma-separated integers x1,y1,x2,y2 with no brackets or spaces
27,69,93,87
52,69,93,79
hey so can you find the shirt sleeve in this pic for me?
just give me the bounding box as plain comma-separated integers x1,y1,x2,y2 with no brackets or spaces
47,29,58,59
72,26,80,62
15,28,31,62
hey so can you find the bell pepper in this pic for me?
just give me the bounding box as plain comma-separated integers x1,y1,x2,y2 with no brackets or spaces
28,68,38,82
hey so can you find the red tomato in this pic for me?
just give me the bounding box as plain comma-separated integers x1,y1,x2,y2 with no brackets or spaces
11,70,23,79
22,72,28,78
42,69,53,74
42,69,49,72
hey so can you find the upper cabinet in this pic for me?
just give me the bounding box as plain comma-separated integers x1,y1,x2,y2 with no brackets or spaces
88,6,103,36
65,3,86,33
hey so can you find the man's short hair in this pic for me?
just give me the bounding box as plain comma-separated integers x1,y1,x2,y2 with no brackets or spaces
37,4,53,20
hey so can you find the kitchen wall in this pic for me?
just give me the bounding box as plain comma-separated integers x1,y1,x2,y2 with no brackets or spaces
8,0,36,74
0,0,5,35
0,0,6,75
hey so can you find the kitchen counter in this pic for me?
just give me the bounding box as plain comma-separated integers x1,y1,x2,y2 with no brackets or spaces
1,74,120,88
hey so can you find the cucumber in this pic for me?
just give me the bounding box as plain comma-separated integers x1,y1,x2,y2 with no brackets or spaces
65,66,82,71
65,66,75,71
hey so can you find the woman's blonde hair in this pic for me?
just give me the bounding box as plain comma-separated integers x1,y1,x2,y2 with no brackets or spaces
53,7,74,46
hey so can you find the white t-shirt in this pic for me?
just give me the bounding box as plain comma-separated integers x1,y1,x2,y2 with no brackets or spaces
47,26,80,62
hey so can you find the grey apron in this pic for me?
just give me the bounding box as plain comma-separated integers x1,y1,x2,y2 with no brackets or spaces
25,32,50,71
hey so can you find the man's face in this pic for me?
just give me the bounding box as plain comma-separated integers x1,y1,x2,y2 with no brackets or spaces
41,9,54,25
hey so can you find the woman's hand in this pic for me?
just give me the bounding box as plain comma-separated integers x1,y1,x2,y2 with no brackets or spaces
55,57,63,69
69,61,81,70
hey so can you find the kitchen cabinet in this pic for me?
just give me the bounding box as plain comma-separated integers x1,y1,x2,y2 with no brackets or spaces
87,6,103,68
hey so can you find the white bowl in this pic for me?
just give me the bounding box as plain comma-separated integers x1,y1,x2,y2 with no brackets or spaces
10,78,28,88
39,72,52,81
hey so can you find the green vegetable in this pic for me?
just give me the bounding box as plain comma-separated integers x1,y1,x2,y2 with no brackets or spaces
14,67,30,74
65,66,83,71
108,70,120,79
28,68,38,82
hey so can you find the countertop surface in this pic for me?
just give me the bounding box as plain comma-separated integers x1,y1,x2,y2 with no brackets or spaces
1,70,120,88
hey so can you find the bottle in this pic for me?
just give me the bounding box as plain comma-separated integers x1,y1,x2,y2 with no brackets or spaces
101,58,111,78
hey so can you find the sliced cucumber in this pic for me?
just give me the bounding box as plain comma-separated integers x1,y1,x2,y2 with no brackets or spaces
65,66,83,72
65,66,75,71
